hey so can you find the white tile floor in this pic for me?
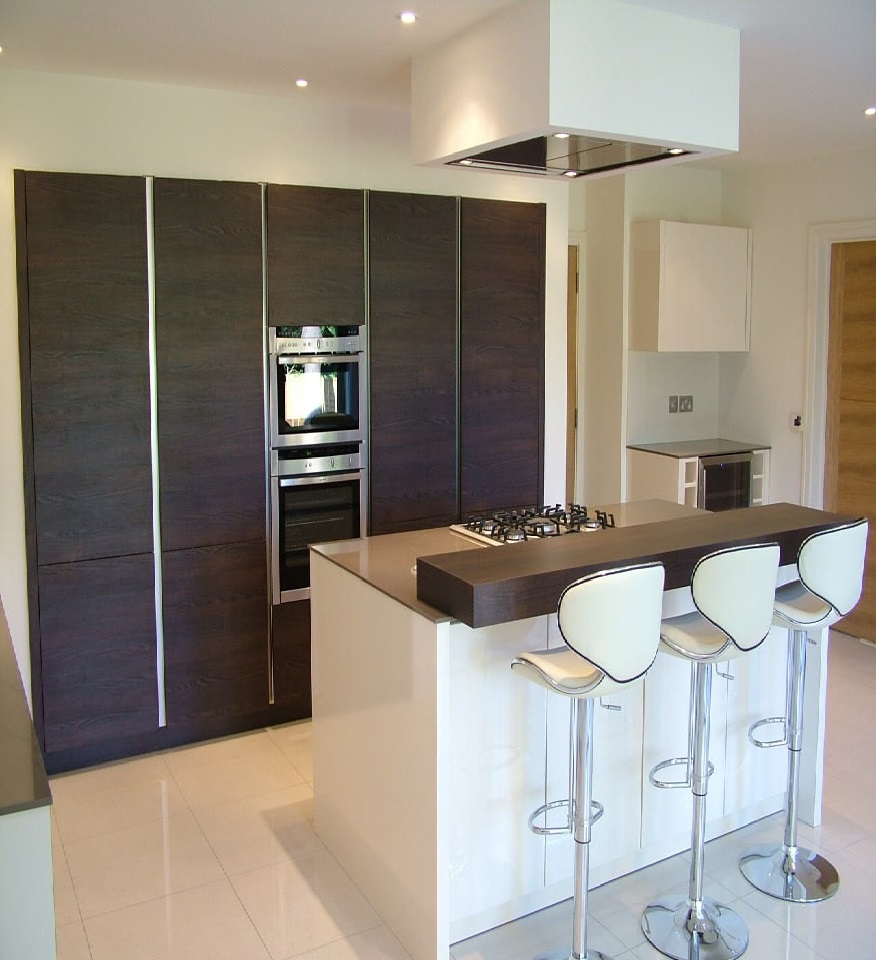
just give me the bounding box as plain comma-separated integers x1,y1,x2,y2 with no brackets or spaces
52,631,876,960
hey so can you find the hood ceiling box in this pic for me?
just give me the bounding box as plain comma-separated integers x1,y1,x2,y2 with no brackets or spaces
411,0,740,178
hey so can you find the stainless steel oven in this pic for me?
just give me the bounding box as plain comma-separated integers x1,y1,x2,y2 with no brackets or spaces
270,445,365,604
697,452,753,512
269,325,365,449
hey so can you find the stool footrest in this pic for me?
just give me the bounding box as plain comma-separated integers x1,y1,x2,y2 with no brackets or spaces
649,756,715,790
527,798,604,836
748,716,788,748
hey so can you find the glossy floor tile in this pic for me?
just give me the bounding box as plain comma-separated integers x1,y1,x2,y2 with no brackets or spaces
52,633,876,960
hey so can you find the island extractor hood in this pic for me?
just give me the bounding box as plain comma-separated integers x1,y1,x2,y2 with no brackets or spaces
412,0,740,178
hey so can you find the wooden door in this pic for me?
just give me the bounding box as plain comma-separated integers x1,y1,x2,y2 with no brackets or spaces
824,239,876,639
459,198,545,516
368,191,458,533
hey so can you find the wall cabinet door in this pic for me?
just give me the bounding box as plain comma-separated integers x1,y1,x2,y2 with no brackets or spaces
37,555,158,756
369,191,458,534
460,198,545,515
266,184,365,325
154,178,266,550
162,540,270,731
629,220,751,352
18,171,152,564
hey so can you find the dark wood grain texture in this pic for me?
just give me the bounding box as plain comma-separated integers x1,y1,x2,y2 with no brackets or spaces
417,504,857,628
38,554,158,754
459,198,545,516
20,171,152,565
154,178,266,550
266,184,365,325
162,540,270,729
271,599,312,715
369,191,458,534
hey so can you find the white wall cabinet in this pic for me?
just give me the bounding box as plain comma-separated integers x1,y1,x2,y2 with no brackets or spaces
629,220,752,352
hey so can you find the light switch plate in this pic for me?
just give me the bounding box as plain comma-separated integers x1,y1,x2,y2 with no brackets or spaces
669,395,679,413
679,395,694,413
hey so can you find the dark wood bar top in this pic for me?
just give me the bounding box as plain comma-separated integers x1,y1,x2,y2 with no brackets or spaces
416,503,855,628
0,598,52,816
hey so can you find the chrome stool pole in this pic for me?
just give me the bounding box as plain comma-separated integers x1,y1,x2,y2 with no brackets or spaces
642,662,748,960
739,628,839,902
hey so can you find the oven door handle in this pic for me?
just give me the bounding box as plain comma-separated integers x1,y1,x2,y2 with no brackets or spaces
274,353,362,366
277,471,362,488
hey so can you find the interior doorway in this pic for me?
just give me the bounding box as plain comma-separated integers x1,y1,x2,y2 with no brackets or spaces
823,239,876,641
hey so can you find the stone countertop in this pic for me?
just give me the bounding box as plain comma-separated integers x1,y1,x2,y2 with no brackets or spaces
311,526,490,623
0,598,52,816
627,438,770,458
311,499,699,624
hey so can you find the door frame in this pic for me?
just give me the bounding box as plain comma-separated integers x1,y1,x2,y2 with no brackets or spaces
803,219,876,507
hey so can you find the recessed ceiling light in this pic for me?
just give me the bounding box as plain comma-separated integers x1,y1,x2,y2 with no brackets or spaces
563,170,578,178
398,11,417,25
296,78,308,88
459,159,474,166
554,132,571,139
667,147,685,155
864,106,876,117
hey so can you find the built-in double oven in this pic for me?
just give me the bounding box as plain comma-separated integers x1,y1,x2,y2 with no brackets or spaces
269,326,366,604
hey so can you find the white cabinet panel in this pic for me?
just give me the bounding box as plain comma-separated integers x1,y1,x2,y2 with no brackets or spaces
448,616,550,933
630,220,752,353
627,449,697,507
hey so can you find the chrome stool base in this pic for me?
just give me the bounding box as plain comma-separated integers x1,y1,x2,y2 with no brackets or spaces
642,896,748,960
531,947,613,960
739,843,839,902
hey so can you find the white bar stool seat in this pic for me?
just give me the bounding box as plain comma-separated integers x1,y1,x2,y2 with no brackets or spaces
740,517,868,903
642,541,780,960
512,560,666,960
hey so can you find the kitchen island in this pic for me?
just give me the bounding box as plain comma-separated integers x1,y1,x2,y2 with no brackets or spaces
310,501,848,960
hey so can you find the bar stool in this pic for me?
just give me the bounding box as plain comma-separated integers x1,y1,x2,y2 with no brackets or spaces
642,542,780,960
512,561,666,960
740,517,868,903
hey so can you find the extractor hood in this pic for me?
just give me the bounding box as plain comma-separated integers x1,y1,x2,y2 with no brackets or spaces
450,133,693,179
412,0,740,179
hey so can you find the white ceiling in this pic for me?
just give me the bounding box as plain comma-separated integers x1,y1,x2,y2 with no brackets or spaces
1,0,874,168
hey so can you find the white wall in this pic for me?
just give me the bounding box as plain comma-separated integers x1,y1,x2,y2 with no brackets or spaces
719,146,876,504
0,68,570,691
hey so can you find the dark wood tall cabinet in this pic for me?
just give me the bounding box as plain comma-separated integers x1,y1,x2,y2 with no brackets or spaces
266,184,365,325
152,178,269,733
368,191,458,534
460,198,545,515
15,171,157,758
367,193,546,529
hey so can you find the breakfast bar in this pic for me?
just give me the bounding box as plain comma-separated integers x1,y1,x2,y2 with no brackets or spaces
310,502,850,960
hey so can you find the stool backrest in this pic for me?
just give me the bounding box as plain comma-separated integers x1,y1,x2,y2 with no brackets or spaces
691,542,780,651
797,517,868,618
557,561,665,683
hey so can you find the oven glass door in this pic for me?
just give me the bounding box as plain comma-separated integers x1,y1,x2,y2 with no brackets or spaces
272,472,361,603
272,355,362,447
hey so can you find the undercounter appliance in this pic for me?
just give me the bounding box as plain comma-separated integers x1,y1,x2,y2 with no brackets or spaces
269,326,367,604
697,452,753,512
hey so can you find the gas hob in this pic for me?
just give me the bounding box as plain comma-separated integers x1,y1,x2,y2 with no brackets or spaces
450,504,616,546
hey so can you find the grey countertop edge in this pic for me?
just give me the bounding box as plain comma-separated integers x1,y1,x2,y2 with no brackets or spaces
627,437,771,458
1,599,52,817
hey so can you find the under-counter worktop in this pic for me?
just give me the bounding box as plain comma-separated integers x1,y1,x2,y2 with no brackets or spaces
627,437,769,458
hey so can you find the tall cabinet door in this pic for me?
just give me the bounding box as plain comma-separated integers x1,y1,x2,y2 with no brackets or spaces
369,191,458,534
152,178,269,732
459,198,545,515
266,184,365,325
153,178,265,550
16,171,156,757
20,172,152,564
